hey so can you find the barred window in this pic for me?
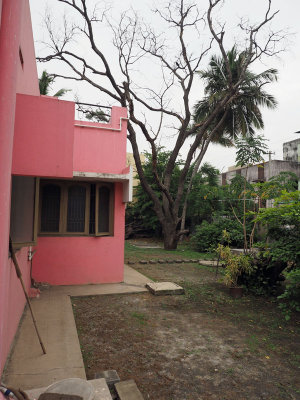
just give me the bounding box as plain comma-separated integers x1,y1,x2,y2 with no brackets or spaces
39,180,114,236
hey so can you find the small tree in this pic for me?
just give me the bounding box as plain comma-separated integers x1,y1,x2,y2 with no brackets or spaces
232,135,269,253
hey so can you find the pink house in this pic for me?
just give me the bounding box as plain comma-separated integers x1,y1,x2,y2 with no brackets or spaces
0,0,131,376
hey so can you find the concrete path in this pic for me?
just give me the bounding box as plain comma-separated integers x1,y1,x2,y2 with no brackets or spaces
2,265,150,390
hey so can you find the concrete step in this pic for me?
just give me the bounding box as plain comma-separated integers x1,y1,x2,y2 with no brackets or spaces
114,380,144,400
145,281,184,296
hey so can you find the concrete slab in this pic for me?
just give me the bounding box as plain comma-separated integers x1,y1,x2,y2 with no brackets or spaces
114,380,144,400
25,379,112,400
145,282,184,296
198,260,218,267
2,265,150,390
93,371,120,389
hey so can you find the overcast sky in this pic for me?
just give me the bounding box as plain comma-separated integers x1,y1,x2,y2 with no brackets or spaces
29,0,300,172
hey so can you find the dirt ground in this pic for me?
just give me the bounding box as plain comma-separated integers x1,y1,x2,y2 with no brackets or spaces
72,263,300,400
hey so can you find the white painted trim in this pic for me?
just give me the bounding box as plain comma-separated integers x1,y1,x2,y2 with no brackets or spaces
73,168,133,203
74,117,129,132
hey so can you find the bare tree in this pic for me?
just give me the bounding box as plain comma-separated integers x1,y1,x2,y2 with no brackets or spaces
37,0,284,249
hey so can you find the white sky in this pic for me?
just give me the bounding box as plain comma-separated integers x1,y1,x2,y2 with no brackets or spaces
29,0,300,172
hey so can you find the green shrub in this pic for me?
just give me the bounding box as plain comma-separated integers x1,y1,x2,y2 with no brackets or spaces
191,215,245,252
278,268,300,320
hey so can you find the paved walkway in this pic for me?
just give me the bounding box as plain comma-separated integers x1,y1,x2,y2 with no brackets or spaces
2,265,150,390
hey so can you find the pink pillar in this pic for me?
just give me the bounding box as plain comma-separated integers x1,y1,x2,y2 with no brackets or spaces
0,0,23,373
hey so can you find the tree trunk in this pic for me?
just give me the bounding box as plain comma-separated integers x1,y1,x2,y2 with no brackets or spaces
162,220,179,250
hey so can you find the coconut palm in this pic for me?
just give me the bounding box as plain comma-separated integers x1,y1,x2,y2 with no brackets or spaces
193,46,278,141
39,70,70,97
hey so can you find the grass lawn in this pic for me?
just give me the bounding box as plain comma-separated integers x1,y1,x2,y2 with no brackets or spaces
72,239,300,400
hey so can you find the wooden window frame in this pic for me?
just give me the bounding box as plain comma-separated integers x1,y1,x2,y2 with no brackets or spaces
95,182,114,237
39,180,114,237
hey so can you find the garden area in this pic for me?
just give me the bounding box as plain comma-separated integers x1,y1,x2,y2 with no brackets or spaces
73,145,300,399
73,240,300,400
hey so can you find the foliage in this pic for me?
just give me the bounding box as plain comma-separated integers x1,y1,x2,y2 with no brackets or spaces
255,191,300,265
278,269,300,320
241,191,300,303
185,163,222,229
126,149,183,237
190,213,245,252
217,231,253,287
85,109,108,122
39,70,70,97
194,47,277,142
235,135,269,167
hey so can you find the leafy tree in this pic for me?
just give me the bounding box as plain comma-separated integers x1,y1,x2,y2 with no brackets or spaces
194,47,278,141
38,0,283,249
39,70,70,97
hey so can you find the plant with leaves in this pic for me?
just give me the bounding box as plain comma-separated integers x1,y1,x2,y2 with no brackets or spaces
38,0,284,249
231,135,269,253
39,70,70,97
217,231,253,287
253,191,300,310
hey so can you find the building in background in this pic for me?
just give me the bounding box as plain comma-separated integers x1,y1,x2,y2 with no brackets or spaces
220,138,300,189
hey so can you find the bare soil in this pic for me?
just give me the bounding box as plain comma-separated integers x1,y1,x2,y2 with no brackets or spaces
72,262,300,400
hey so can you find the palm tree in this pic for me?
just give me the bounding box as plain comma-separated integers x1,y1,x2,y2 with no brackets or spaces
194,46,278,141
39,70,70,97
180,47,278,235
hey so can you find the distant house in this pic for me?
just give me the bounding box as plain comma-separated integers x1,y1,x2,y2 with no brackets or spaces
220,138,300,189
0,0,131,376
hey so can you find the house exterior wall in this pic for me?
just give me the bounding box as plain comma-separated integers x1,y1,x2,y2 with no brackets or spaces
0,0,38,376
12,94,75,178
73,107,127,174
32,183,125,285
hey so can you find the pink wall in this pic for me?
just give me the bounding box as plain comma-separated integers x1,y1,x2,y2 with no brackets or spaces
73,107,127,174
0,0,37,376
32,183,125,285
12,94,75,178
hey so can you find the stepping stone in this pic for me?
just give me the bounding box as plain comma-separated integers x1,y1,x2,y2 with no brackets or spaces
94,370,120,389
127,261,135,265
158,259,166,264
149,259,156,264
115,380,144,400
145,281,184,296
175,259,183,263
198,260,217,266
139,260,148,264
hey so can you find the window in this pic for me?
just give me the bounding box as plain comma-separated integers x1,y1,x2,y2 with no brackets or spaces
10,176,39,246
39,180,114,236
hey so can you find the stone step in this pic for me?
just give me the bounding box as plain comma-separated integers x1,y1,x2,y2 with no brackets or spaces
114,380,144,400
145,281,184,296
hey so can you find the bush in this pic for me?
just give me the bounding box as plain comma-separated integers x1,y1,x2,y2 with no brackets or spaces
278,268,300,320
191,215,245,252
